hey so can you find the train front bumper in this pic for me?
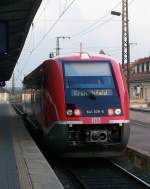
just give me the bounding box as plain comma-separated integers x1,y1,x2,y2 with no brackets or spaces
45,121,130,157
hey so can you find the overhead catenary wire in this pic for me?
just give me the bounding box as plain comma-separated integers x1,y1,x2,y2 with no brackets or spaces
58,0,68,15
62,0,135,60
61,0,136,56
19,22,35,76
73,16,115,38
71,0,122,38
19,0,136,80
71,0,136,39
19,0,77,76
64,0,68,10
30,0,77,54
129,0,136,5
34,0,50,21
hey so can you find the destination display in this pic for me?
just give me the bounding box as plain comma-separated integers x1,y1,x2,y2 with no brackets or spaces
71,89,113,97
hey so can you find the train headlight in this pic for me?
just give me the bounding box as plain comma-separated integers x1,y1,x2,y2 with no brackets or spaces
115,108,121,115
67,109,73,116
74,108,81,116
108,108,114,116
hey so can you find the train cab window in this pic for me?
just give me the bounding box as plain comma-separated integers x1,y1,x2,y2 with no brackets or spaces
64,62,111,76
64,62,116,92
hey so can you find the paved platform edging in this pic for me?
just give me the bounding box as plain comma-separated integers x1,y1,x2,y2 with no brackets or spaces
124,146,150,170
9,104,64,189
130,107,150,112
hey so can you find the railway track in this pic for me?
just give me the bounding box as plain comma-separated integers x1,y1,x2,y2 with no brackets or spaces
53,159,150,189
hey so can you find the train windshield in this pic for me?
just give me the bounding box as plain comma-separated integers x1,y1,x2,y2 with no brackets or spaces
63,61,121,117
64,62,115,90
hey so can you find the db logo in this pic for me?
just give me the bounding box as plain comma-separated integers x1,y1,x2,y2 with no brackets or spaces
92,117,101,123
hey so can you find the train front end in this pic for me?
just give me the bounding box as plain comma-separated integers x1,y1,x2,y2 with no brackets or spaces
47,53,130,157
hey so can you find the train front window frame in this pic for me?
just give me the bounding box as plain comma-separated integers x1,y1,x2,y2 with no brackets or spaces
63,61,116,91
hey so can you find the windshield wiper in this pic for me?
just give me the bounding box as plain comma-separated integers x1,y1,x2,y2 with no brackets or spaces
86,91,96,100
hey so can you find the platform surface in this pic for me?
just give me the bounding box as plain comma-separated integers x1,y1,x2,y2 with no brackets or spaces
0,103,20,189
128,110,150,157
0,102,63,189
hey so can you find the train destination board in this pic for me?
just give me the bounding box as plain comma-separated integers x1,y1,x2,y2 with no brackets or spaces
71,89,113,97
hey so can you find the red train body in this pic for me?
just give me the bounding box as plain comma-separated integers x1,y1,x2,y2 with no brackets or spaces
22,53,130,157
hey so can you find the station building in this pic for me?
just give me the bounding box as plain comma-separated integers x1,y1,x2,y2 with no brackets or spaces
129,57,150,104
0,88,9,102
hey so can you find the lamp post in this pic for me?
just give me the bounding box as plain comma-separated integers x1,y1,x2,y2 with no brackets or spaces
111,11,121,16
111,10,123,65
111,0,130,95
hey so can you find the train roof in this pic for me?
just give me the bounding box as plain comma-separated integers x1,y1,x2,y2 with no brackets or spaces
53,52,118,62
23,52,119,83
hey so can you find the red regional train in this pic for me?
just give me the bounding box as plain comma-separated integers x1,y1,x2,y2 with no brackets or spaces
22,52,130,157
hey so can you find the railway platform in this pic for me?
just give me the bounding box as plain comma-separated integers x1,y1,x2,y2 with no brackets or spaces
124,109,150,171
0,102,63,189
130,102,150,112
129,109,150,157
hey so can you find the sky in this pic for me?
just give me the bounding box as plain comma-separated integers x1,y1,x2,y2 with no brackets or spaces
6,0,150,87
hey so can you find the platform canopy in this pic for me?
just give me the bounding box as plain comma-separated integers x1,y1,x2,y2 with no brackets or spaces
0,0,42,83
